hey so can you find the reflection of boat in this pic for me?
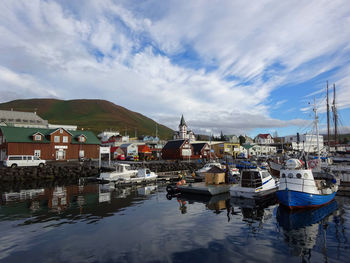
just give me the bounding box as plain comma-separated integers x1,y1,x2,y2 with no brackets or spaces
276,200,338,256
230,168,278,198
137,185,158,195
230,196,277,223
170,192,231,214
276,159,338,209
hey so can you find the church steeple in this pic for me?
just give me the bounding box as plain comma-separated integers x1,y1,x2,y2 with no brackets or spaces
179,114,187,127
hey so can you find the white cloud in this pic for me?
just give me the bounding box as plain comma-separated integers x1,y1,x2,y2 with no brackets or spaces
0,0,349,136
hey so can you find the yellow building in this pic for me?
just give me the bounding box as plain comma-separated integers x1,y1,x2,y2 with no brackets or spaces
212,142,240,158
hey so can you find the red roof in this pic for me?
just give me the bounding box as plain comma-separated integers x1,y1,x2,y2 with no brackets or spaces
138,145,151,153
257,133,272,139
110,146,120,153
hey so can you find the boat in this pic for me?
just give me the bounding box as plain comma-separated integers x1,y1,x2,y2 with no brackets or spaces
229,168,279,199
195,161,223,178
172,182,231,196
98,164,158,183
276,159,338,209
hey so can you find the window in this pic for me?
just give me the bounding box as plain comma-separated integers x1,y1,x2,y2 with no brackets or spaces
9,156,22,160
34,150,41,157
63,136,68,143
79,150,84,158
60,129,63,134
35,135,41,141
79,136,86,142
54,136,60,143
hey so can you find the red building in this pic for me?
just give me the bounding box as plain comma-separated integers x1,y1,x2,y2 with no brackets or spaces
161,140,193,160
0,126,100,161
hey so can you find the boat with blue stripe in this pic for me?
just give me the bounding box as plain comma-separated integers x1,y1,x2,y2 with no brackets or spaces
230,168,279,199
276,159,338,209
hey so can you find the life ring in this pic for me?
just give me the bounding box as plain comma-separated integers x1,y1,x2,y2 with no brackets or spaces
308,160,318,169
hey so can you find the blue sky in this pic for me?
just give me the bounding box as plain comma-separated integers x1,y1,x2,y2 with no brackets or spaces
0,0,349,137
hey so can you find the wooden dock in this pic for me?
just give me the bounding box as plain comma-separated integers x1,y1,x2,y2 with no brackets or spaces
177,182,231,196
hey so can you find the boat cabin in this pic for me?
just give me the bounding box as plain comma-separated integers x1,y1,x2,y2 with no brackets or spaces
241,170,270,188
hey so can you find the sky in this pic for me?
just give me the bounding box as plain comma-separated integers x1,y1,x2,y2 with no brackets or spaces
0,0,350,137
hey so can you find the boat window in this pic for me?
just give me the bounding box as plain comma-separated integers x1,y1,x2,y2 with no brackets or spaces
146,169,150,174
281,173,286,178
296,173,302,179
288,173,293,178
261,172,270,179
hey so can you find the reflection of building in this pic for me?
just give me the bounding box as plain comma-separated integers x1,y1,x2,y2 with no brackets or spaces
173,115,195,141
49,186,68,212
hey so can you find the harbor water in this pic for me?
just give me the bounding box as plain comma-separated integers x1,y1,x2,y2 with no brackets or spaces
0,182,349,263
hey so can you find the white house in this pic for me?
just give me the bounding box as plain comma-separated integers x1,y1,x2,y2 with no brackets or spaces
284,134,324,153
254,134,274,144
120,143,138,157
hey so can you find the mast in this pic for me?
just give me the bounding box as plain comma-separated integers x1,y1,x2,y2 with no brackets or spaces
313,98,320,168
332,83,338,146
326,81,330,152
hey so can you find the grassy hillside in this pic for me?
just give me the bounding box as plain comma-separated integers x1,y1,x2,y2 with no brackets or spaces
0,99,173,139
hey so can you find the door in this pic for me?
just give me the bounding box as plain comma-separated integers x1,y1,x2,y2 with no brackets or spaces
56,149,66,160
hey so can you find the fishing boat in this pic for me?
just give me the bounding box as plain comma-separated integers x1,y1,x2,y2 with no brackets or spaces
195,161,223,178
230,168,279,199
276,159,338,209
98,164,158,183
98,163,138,182
276,99,339,209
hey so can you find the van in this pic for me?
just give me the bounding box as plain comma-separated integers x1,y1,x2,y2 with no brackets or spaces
3,155,46,168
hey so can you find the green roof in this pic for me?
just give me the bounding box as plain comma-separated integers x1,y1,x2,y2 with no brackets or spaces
0,126,101,145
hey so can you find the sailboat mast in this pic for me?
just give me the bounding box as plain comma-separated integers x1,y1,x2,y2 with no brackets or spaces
326,81,330,152
313,98,320,165
333,83,338,146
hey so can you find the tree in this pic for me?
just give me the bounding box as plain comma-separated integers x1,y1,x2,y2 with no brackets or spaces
239,135,246,145
220,131,225,141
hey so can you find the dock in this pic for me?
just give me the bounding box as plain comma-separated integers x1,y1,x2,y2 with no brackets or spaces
177,182,231,196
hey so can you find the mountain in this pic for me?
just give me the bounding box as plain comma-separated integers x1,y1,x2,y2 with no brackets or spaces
0,99,173,139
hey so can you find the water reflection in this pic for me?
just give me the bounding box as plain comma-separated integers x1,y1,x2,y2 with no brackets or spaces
276,201,338,261
0,183,159,225
167,192,231,216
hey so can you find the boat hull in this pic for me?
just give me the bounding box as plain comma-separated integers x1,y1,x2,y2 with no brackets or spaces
276,189,336,209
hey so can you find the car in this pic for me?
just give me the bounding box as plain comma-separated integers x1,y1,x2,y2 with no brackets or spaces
116,154,126,161
3,155,46,168
125,156,135,161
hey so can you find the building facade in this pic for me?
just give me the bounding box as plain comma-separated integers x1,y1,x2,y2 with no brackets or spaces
161,139,193,160
0,126,100,161
254,134,274,144
284,134,324,153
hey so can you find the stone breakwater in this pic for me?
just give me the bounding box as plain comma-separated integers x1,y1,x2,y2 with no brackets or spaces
0,164,100,183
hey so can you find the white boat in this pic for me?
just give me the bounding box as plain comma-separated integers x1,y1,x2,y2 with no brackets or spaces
98,163,138,182
276,159,338,209
230,168,279,198
195,161,223,177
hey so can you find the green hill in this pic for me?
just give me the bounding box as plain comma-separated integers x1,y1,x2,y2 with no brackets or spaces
0,99,173,139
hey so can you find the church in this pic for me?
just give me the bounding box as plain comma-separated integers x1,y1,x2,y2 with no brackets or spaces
173,115,196,141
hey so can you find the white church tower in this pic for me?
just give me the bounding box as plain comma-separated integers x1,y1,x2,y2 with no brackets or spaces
173,115,196,141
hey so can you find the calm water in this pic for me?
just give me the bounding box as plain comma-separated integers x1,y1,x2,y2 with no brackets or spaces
0,182,349,263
